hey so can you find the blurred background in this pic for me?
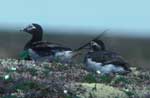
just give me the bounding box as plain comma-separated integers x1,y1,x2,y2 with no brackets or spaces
0,0,150,69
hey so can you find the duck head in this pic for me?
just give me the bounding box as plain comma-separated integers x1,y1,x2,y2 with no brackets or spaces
23,23,43,34
22,23,43,41
21,23,43,49
89,39,106,51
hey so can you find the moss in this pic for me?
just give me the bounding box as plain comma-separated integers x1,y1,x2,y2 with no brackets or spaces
83,74,97,83
122,90,134,97
19,50,29,60
42,64,53,76
17,67,38,76
100,75,113,84
2,95,18,98
10,80,42,91
27,68,38,76
63,95,81,98
114,76,130,84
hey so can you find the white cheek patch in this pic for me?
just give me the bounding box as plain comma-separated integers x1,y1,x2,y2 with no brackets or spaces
90,41,101,48
26,24,36,31
31,24,36,29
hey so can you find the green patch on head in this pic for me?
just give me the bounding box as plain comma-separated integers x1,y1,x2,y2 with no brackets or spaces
19,50,29,60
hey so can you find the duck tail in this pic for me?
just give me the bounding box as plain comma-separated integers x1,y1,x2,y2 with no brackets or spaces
74,29,108,51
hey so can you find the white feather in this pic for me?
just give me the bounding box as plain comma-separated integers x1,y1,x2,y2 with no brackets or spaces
55,51,73,63
86,58,125,74
86,58,103,71
28,49,40,59
28,49,53,62
28,49,74,63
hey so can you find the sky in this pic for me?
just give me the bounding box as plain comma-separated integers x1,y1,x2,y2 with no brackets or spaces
0,0,150,37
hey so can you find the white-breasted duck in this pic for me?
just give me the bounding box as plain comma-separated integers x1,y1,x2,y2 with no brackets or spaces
84,39,131,74
20,23,80,63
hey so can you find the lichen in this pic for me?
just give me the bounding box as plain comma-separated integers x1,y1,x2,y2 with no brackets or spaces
76,83,128,98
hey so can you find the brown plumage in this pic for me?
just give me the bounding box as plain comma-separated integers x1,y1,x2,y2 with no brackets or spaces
84,39,131,74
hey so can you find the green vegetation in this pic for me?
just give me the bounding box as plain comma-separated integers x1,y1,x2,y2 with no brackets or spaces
0,59,150,98
100,75,113,83
2,95,18,98
122,89,134,98
84,74,97,83
19,50,29,60
113,75,130,84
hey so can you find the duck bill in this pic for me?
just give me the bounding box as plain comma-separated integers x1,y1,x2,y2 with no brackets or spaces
20,28,31,34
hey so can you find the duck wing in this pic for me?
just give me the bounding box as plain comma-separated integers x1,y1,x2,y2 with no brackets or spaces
89,51,127,64
89,51,130,70
29,41,72,56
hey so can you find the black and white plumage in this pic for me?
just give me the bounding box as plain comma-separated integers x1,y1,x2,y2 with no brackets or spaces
21,23,76,63
84,39,131,74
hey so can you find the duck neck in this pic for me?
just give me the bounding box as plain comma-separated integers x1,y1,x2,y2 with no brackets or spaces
31,33,43,42
24,33,43,49
100,42,106,51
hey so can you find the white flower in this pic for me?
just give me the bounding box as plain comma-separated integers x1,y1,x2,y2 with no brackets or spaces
11,67,16,71
4,74,10,80
32,64,36,66
96,70,101,74
14,61,18,65
125,89,129,92
63,90,68,94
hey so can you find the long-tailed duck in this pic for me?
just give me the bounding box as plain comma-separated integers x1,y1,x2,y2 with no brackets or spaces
20,23,81,63
84,39,131,74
